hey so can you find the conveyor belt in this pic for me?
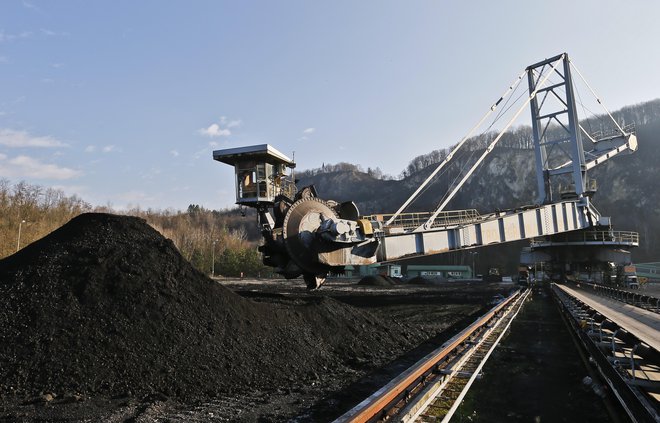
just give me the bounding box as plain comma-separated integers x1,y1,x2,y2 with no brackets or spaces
556,284,660,351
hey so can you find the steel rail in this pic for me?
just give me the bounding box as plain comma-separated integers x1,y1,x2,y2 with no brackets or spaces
437,288,531,422
333,289,523,423
399,287,531,422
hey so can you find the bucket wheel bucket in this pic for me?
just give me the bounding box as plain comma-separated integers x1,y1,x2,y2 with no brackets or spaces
303,273,326,290
303,273,327,290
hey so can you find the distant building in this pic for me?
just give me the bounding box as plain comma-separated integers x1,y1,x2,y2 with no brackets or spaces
376,264,402,278
356,263,472,280
405,265,472,280
357,264,401,278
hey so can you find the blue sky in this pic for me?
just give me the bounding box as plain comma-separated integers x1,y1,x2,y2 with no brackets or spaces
1,1,658,210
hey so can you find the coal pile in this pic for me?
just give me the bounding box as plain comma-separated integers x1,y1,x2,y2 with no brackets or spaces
407,276,448,285
358,275,395,286
0,213,414,401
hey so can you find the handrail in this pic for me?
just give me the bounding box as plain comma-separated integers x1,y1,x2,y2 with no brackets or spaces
365,209,481,231
530,230,639,246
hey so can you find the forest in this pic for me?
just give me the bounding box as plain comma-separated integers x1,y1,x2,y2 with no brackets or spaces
0,180,268,277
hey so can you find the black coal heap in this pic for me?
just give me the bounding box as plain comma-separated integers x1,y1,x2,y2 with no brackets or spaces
0,213,410,400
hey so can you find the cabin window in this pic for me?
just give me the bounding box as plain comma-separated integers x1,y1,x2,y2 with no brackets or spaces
236,162,278,201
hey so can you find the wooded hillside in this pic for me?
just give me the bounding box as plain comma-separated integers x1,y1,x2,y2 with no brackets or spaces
0,181,267,277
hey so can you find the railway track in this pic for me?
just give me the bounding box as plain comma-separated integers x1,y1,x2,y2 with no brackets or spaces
334,288,530,423
553,283,660,422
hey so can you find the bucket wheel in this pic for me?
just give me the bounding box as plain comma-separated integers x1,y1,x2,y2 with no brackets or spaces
282,197,336,282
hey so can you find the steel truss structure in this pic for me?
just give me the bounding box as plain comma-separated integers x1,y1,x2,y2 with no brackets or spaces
213,53,639,287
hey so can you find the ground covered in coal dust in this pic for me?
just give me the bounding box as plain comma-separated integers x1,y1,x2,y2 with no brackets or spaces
0,213,516,422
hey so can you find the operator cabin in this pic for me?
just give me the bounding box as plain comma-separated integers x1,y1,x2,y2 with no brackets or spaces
212,144,296,206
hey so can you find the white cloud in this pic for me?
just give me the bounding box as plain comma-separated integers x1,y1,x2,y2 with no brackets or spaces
23,1,42,12
0,30,32,43
299,127,316,141
140,167,161,180
85,145,118,154
170,150,179,157
198,123,230,137
51,63,64,69
39,28,69,38
221,116,242,128
0,56,8,64
198,115,241,137
208,141,220,148
0,154,82,180
193,147,208,160
0,128,67,148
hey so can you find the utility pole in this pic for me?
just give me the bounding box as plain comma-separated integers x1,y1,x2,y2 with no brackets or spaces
470,251,478,279
16,219,26,252
211,239,218,277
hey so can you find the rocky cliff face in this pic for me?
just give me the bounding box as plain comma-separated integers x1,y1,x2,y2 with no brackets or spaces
296,100,660,264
